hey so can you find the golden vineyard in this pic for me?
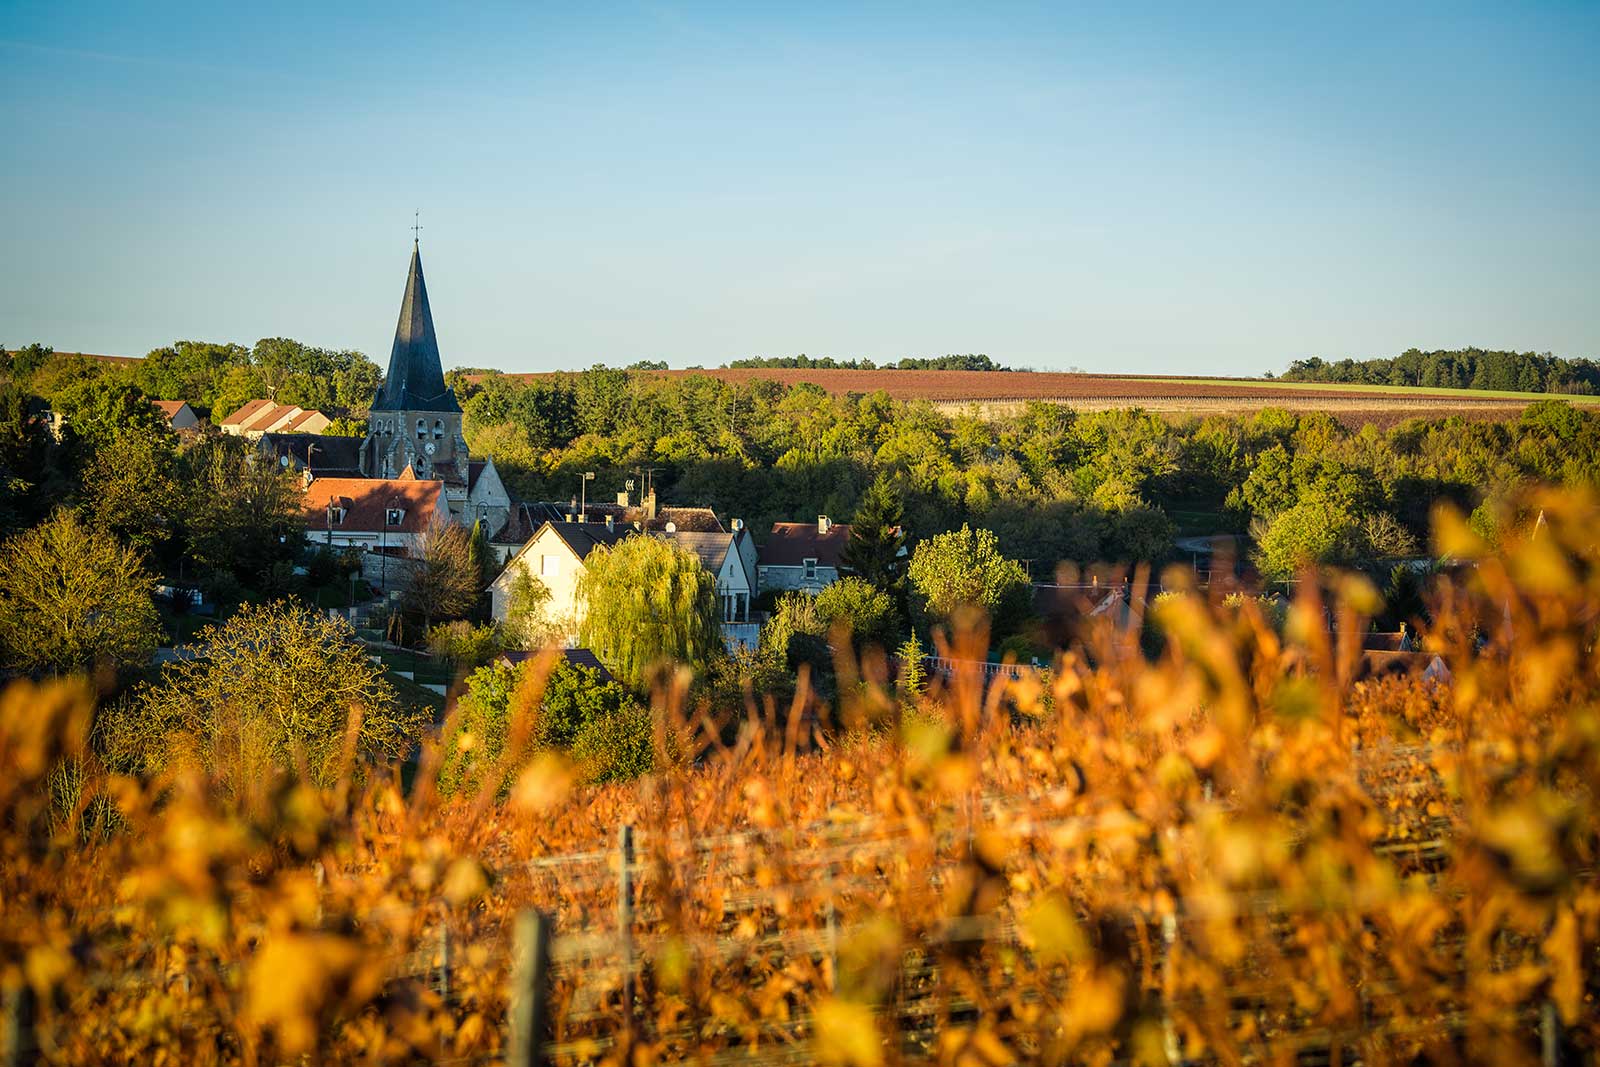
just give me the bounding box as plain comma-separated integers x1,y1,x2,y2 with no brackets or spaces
2,493,1598,1067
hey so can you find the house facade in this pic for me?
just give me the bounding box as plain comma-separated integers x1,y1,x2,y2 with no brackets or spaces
758,516,851,593
487,516,761,649
151,400,200,431
488,520,633,636
301,475,447,559
656,524,760,649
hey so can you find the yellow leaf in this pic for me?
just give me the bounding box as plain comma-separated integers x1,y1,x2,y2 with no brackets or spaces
813,998,882,1067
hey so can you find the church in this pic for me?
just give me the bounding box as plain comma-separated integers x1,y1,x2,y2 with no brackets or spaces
300,241,511,559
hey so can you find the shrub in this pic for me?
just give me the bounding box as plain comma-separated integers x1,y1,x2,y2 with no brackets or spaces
570,702,660,784
425,620,502,669
103,600,417,792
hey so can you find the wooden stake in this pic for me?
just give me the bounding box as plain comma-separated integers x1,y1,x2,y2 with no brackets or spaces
507,911,552,1067
618,824,636,1033
2,984,38,1067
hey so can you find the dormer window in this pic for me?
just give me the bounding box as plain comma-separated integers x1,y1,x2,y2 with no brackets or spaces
433,419,444,439
328,505,347,526
385,507,405,527
416,418,426,439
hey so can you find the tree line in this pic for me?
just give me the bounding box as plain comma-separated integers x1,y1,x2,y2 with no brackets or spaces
4,339,381,424
449,365,1600,576
1278,347,1600,395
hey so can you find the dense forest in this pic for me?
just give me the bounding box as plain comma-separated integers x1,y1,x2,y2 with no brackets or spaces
9,341,1600,590
1279,347,1600,394
450,364,1600,578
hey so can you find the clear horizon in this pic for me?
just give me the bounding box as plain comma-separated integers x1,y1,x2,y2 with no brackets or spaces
2,2,1596,375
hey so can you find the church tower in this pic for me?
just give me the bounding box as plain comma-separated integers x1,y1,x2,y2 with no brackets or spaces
363,241,468,482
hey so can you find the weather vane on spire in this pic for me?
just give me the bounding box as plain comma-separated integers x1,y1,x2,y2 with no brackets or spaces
412,210,422,244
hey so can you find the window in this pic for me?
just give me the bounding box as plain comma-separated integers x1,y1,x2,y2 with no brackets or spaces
385,508,405,526
416,418,425,438
328,506,347,526
803,558,818,581
540,554,561,577
434,419,444,439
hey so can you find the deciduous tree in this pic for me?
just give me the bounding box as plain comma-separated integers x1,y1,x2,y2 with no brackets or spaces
907,524,1031,633
107,600,417,792
577,536,721,691
0,509,161,675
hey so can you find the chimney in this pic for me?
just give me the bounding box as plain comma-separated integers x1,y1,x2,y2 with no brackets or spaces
605,514,615,532
817,515,831,535
644,488,658,521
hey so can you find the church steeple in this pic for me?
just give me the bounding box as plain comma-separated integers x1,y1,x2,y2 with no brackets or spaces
373,242,460,414
362,241,469,483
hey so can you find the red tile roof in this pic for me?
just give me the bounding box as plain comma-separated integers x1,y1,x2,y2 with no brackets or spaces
303,476,443,536
761,521,852,568
221,398,276,426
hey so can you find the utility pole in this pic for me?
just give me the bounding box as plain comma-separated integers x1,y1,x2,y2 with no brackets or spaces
579,471,595,521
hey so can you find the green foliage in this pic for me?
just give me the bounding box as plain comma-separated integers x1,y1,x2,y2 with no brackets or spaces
425,620,502,669
51,378,169,450
1281,348,1600,395
82,431,181,551
437,661,523,796
841,472,907,593
537,661,638,750
907,524,1032,632
760,592,831,677
441,659,646,795
0,509,162,675
181,436,304,586
570,700,661,783
501,568,555,650
577,536,722,691
1251,499,1362,582
896,631,926,702
814,576,900,650
105,600,415,790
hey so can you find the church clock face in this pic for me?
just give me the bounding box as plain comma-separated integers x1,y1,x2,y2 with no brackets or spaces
424,441,437,456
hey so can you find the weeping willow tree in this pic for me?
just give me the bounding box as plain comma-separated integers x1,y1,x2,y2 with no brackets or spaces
576,536,722,691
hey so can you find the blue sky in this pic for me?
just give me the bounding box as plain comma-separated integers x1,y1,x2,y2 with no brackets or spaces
2,2,1596,375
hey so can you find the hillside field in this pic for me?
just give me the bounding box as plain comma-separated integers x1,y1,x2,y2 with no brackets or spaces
489,367,1596,422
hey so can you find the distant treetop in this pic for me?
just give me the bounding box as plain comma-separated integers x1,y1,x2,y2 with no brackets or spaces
1279,348,1600,395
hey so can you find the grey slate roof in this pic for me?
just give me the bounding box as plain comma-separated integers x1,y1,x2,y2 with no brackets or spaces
543,520,635,561
657,530,734,571
259,433,363,476
373,243,461,414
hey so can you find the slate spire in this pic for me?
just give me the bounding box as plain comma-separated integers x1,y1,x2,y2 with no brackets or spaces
373,241,460,413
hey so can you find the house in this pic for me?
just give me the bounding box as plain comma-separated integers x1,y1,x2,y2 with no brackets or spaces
302,475,447,559
488,519,635,636
657,522,759,649
221,399,332,438
759,516,851,593
151,400,201,431
488,514,760,649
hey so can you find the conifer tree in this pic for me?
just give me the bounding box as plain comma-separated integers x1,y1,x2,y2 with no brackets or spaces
841,472,907,593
